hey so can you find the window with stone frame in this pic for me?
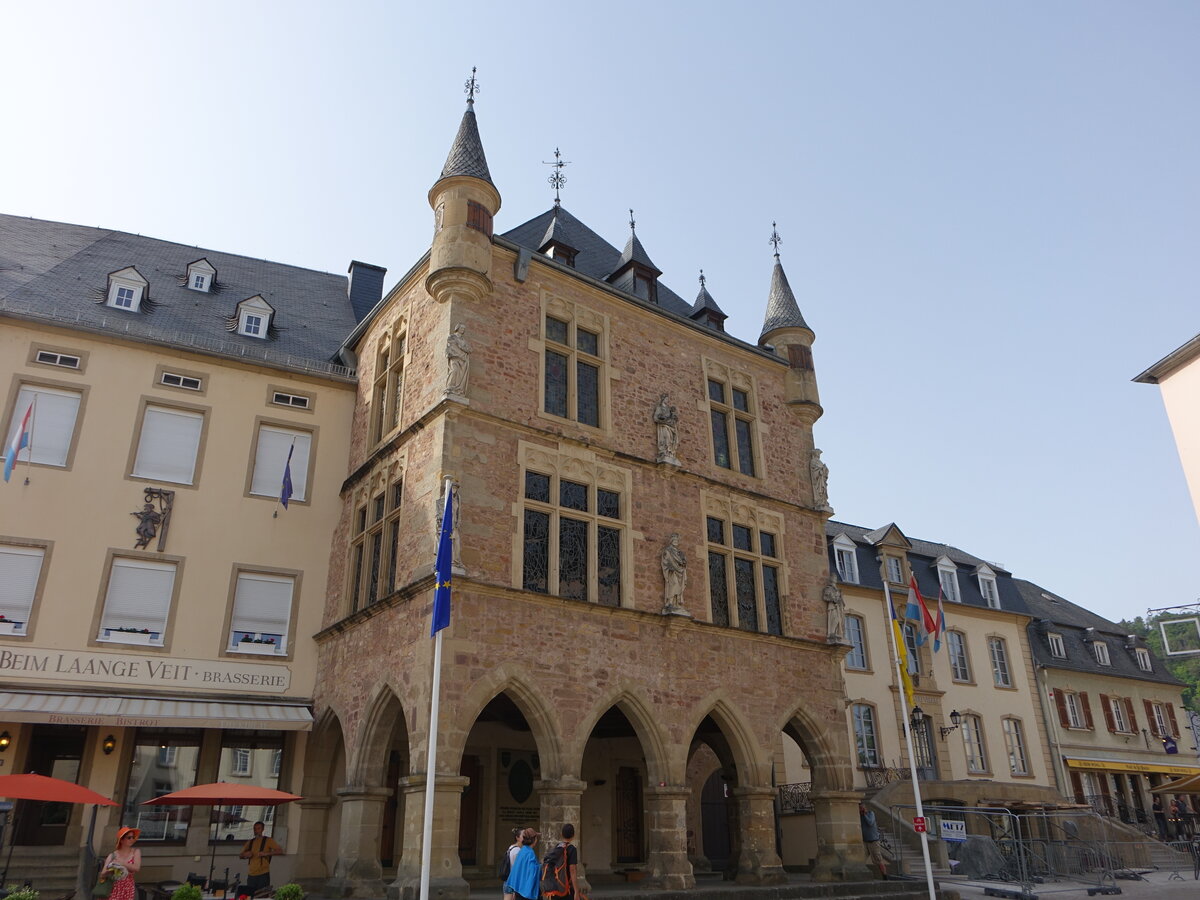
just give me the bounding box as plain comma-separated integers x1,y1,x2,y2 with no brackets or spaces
885,556,905,585
705,372,758,477
1002,717,1029,775
961,713,988,773
347,474,403,612
845,615,869,670
852,703,880,767
948,630,971,682
988,636,1012,687
370,331,406,445
705,516,782,635
903,623,921,677
518,443,629,606
541,306,605,429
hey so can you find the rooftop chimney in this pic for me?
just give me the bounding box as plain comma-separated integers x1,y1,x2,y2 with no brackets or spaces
347,260,387,322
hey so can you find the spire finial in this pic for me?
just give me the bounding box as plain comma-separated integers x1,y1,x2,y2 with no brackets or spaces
769,222,782,260
699,268,706,288
543,147,570,207
464,67,480,105
629,209,636,235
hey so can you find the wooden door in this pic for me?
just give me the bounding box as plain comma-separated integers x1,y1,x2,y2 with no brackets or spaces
458,755,481,866
613,766,643,863
700,770,731,868
15,726,86,845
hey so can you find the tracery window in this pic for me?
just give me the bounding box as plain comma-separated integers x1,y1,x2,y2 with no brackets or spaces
348,476,403,612
370,332,406,445
543,314,602,427
702,495,784,634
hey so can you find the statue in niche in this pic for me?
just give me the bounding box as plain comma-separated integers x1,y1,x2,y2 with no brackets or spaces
810,448,832,512
436,480,463,569
824,581,848,644
653,393,680,465
445,323,471,397
661,533,689,615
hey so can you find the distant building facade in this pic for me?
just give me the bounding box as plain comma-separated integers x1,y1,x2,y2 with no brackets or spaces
1135,333,1200,526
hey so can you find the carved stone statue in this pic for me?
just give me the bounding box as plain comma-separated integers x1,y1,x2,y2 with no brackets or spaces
653,393,680,465
131,501,162,550
809,448,832,512
437,480,463,569
661,533,689,615
445,323,471,397
823,581,847,644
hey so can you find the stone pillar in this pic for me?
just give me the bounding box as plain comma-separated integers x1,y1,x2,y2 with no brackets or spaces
809,790,874,881
390,774,470,900
644,785,695,889
537,777,590,893
729,786,786,885
293,798,334,884
328,786,391,897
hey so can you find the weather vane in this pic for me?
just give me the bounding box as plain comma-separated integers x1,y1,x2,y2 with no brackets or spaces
464,67,480,104
629,209,637,235
699,268,706,288
769,222,782,259
543,147,570,207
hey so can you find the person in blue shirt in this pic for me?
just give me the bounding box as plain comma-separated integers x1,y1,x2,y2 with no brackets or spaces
505,828,541,900
860,803,887,877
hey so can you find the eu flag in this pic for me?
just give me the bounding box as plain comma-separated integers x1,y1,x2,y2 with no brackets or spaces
280,442,295,509
431,486,453,635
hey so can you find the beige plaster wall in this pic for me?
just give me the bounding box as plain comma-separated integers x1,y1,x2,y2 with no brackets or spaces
1157,357,1200,526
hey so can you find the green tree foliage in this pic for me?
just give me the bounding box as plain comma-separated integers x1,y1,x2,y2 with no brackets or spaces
1121,613,1200,710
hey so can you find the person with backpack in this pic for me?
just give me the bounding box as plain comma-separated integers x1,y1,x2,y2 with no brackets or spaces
505,828,541,900
541,824,580,900
500,826,522,900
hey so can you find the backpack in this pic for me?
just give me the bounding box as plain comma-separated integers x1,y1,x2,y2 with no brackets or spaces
540,842,572,898
498,844,514,881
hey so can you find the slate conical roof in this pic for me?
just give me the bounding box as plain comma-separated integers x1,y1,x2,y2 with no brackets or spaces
759,259,809,340
690,276,727,324
615,232,661,277
438,102,494,185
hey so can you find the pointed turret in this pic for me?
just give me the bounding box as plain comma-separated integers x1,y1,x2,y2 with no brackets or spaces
759,224,821,424
607,211,661,302
538,208,579,268
427,70,502,306
689,270,727,331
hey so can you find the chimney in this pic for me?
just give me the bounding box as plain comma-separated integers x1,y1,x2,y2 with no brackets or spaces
347,260,387,322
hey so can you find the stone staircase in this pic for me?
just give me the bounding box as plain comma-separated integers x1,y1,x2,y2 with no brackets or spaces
1,844,86,895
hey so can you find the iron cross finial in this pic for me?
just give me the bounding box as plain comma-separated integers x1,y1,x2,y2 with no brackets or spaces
769,222,782,259
699,268,706,288
629,209,636,235
464,67,480,105
543,147,570,207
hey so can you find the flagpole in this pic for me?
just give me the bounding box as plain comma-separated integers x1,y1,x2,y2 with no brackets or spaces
883,583,937,900
24,394,37,484
420,476,453,900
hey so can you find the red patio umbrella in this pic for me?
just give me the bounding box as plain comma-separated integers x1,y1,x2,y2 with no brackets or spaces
143,783,302,888
0,773,117,805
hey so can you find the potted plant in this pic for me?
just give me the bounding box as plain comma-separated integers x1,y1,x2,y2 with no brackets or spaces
0,615,22,636
237,634,279,655
274,884,304,900
171,884,202,900
111,627,157,645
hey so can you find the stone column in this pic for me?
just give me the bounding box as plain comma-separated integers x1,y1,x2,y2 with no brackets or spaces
809,790,874,881
328,786,391,897
644,785,695,889
390,774,470,900
536,777,590,893
293,798,334,884
729,786,786,885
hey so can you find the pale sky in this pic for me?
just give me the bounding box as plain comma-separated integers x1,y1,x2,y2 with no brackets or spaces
4,1,1197,625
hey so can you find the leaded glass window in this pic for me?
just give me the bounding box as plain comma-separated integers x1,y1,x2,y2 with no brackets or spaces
735,558,758,631
706,514,782,634
708,552,729,626
707,376,758,475
542,314,604,427
763,565,781,635
348,478,403,613
522,510,549,592
598,525,621,607
559,518,588,600
545,350,568,418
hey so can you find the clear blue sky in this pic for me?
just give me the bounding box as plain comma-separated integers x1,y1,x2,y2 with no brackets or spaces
5,1,1197,624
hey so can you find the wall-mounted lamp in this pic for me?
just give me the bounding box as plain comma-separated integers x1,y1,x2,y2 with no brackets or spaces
939,710,963,740
102,735,117,756
0,731,10,752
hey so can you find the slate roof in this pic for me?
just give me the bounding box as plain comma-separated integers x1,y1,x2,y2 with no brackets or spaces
691,279,727,320
825,520,1028,615
760,259,809,341
437,103,493,186
0,214,358,375
1016,579,1183,687
501,206,693,316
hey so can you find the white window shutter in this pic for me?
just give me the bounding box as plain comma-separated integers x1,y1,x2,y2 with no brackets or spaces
133,406,203,484
250,426,311,501
5,386,81,468
0,545,45,626
230,573,293,650
99,558,176,636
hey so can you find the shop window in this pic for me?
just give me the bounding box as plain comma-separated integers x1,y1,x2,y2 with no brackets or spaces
122,730,201,843
210,732,284,842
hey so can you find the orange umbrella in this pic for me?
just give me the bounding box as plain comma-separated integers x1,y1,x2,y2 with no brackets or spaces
0,773,116,805
142,782,302,806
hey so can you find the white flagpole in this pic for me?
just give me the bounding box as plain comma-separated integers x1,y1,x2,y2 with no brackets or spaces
882,583,937,900
419,476,453,900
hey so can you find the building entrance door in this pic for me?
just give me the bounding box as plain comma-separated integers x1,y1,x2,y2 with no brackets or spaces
458,754,481,867
913,720,938,781
14,725,87,846
613,766,643,864
700,770,731,870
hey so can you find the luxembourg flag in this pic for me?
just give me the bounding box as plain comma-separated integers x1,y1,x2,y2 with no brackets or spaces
3,401,33,483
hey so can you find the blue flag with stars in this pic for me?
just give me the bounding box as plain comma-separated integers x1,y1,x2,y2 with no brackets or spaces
431,486,453,635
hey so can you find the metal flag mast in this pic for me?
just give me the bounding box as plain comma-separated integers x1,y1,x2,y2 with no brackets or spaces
883,582,938,900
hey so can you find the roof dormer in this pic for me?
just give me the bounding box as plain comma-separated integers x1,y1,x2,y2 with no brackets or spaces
607,211,661,303
105,266,149,312
186,258,217,293
228,295,275,339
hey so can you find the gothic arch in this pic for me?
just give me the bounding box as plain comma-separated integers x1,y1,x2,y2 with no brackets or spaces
349,681,412,786
304,706,348,797
573,685,670,785
686,692,769,787
775,701,854,793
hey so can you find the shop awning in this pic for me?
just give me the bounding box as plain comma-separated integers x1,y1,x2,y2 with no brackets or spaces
1063,756,1200,777
0,691,312,731
1151,773,1200,793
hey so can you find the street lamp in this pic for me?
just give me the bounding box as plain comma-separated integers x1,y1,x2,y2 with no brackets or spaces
939,710,963,740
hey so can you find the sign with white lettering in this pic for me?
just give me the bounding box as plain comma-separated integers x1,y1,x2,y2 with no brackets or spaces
0,647,291,694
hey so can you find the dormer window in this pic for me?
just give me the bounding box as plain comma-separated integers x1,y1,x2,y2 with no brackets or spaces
1135,647,1152,672
230,295,274,340
633,272,657,303
936,556,961,603
1092,640,1111,666
832,534,859,584
242,313,264,336
106,266,148,312
187,258,216,293
976,565,1000,609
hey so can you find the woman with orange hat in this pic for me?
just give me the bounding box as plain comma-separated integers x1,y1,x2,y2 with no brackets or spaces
101,827,141,900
